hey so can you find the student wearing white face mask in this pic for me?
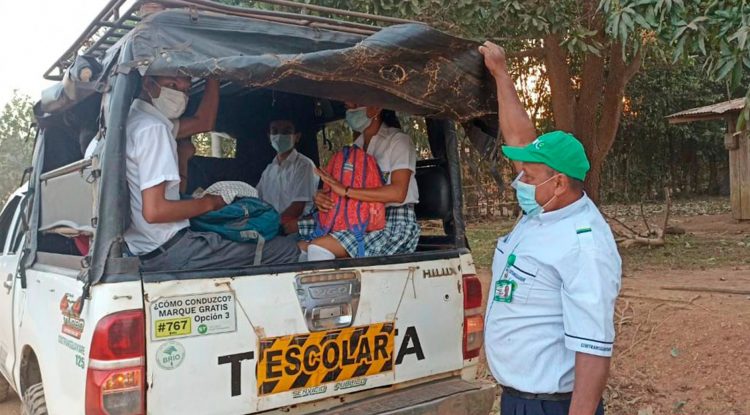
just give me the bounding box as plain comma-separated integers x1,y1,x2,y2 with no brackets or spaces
125,75,300,272
256,118,318,235
298,103,420,262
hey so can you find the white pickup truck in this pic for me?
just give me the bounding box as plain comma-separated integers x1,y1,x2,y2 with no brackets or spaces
0,1,500,414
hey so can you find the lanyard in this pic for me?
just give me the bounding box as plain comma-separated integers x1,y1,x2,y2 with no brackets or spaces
486,216,528,318
487,241,521,316
500,243,521,281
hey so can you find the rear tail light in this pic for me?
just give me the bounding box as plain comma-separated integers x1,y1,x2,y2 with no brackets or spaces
462,275,484,359
86,310,146,415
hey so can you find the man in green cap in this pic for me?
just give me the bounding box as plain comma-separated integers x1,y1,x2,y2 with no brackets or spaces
478,41,622,415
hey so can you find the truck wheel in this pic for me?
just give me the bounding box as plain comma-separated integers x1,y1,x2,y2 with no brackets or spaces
21,382,48,415
0,375,9,402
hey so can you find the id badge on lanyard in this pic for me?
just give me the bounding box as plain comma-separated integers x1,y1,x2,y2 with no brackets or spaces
488,218,526,314
494,253,517,303
488,236,522,316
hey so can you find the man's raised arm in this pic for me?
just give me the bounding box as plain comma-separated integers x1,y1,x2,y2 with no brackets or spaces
177,78,220,139
478,41,537,170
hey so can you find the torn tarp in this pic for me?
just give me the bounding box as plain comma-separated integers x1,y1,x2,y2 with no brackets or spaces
117,9,497,123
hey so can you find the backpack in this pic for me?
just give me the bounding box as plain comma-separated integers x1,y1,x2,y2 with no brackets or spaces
190,197,280,264
312,145,386,257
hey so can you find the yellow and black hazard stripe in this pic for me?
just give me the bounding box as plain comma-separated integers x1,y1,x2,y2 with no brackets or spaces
256,322,395,396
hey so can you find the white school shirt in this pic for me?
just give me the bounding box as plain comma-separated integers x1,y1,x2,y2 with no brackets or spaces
85,119,179,159
123,99,188,256
484,194,622,394
354,125,419,207
256,149,318,214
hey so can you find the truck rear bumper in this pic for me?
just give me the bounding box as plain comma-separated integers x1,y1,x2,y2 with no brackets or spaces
315,377,497,415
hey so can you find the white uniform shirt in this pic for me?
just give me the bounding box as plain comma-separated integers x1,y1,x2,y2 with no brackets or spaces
354,125,419,207
484,194,621,394
85,118,179,159
123,99,188,256
256,149,318,214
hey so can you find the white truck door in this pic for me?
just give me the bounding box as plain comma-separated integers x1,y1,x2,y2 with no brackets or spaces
0,194,24,383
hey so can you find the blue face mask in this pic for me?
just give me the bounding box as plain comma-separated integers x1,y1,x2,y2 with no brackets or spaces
511,172,558,216
270,134,295,154
345,107,373,132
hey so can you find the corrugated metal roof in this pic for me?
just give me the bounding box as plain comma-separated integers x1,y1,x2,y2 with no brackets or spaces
667,98,746,124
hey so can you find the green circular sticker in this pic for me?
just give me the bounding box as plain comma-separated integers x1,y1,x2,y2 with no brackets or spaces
156,341,185,370
198,324,208,335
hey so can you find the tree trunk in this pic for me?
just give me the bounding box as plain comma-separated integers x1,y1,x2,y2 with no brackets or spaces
543,35,575,131
586,157,604,204
543,37,642,204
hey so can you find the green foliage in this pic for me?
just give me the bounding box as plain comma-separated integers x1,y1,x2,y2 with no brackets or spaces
292,0,750,121
0,92,35,199
601,59,728,202
599,0,750,126
223,0,750,114
215,0,749,206
193,133,237,158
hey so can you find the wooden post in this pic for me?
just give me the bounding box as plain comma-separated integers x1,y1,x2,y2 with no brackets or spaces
740,126,750,220
726,115,750,220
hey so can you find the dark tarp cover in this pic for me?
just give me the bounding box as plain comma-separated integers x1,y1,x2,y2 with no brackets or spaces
68,8,500,285
119,9,497,123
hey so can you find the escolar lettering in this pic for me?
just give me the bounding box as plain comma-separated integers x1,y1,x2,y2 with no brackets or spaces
256,322,395,396
218,323,426,398
263,332,390,379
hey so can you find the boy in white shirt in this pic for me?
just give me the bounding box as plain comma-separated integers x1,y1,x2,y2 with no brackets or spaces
125,75,299,271
256,119,318,234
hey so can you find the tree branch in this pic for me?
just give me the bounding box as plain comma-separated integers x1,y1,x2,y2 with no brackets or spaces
595,43,643,160
573,0,607,146
640,202,653,235
615,186,672,249
602,212,640,236
623,47,644,82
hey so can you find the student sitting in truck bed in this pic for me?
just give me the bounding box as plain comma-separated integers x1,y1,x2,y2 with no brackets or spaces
298,103,420,261
125,75,300,271
256,118,318,235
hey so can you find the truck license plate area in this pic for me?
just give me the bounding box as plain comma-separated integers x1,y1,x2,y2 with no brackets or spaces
256,322,395,396
295,271,361,332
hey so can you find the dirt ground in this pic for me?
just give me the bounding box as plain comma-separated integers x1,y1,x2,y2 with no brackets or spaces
474,208,750,415
606,265,750,415
607,212,750,415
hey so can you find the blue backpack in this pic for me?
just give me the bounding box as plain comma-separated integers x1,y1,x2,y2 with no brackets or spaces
190,197,280,264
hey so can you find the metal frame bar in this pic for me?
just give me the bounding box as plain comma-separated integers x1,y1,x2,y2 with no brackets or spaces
158,0,384,32
253,0,412,25
44,0,415,81
43,0,141,80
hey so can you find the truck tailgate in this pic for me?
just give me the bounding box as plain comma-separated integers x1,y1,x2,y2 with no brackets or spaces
143,256,466,414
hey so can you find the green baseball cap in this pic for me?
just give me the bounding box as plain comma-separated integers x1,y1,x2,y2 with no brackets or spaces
501,131,590,181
